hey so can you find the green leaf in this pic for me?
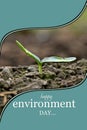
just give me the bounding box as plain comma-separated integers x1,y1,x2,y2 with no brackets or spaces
41,56,76,63
16,40,41,64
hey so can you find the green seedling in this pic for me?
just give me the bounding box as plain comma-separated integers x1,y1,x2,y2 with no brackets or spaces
16,40,76,74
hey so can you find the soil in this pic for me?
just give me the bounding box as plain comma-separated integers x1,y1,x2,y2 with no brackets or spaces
1,29,87,66
0,59,87,113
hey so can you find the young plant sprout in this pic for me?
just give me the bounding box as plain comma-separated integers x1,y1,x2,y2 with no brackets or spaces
16,40,76,74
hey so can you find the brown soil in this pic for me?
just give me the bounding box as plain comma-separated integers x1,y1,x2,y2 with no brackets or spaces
1,29,87,66
0,59,87,113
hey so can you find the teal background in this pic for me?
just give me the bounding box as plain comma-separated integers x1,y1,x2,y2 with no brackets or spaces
0,77,87,130
0,0,86,44
0,0,87,129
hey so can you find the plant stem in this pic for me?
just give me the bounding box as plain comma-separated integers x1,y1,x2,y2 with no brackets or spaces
38,63,42,74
